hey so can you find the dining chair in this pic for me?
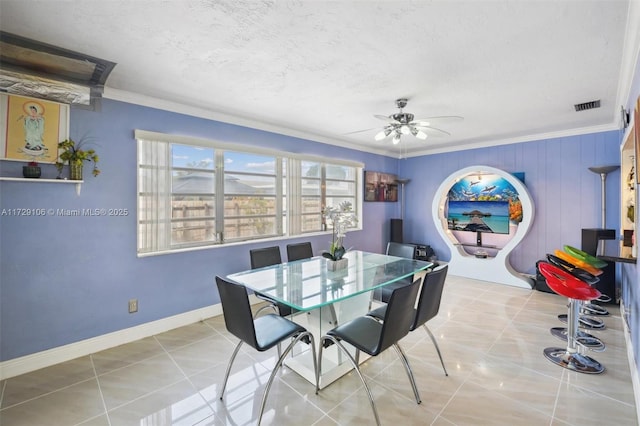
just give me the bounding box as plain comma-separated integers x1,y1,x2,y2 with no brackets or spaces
286,241,314,262
316,278,422,426
373,241,417,303
250,246,283,269
386,241,416,259
249,246,294,317
215,276,318,425
368,263,449,376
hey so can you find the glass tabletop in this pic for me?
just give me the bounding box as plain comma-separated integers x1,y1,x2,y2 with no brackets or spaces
227,250,433,311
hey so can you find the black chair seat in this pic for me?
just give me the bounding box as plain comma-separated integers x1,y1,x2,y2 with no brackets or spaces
254,314,307,351
328,316,384,355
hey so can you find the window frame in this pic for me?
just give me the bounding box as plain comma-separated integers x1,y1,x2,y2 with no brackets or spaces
135,130,363,257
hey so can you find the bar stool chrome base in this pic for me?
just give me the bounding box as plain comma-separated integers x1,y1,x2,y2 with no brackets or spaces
543,347,605,374
582,303,609,316
538,262,605,375
596,294,611,303
550,327,605,352
558,314,605,329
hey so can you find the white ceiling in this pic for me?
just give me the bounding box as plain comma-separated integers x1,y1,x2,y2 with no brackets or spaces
1,0,638,158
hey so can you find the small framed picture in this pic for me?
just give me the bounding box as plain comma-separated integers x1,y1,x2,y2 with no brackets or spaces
0,93,69,163
635,95,640,183
364,170,398,202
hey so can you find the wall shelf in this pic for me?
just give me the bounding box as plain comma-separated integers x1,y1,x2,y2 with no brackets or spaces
455,243,500,249
0,177,83,195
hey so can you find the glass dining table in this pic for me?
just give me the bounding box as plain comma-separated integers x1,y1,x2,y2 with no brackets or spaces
226,250,433,388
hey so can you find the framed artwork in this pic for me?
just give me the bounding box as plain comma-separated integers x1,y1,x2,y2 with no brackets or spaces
364,170,398,202
635,95,640,183
0,93,69,163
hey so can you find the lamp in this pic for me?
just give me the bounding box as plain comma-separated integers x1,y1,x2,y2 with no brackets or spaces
395,178,410,221
588,165,619,255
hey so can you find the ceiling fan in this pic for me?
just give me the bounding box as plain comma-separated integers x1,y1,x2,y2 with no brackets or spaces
368,98,463,145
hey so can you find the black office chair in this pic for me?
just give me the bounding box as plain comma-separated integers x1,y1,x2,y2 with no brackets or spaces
249,246,294,317
368,263,449,376
215,276,318,425
286,242,314,262
374,242,417,303
316,278,422,426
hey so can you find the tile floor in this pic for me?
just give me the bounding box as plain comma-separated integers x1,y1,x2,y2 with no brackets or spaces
0,275,637,426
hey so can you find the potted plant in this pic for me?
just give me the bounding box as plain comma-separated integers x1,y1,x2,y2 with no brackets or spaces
55,138,101,180
322,201,358,270
22,160,41,178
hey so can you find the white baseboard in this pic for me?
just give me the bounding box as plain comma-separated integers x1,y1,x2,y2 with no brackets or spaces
0,300,244,380
621,302,640,425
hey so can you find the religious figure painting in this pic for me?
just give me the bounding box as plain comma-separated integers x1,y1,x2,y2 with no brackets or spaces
0,93,69,163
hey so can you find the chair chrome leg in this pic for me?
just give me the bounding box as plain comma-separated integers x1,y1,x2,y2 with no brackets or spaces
393,343,421,404
253,306,283,358
582,303,609,316
254,303,279,318
220,340,244,399
258,331,318,425
423,325,449,376
317,335,381,426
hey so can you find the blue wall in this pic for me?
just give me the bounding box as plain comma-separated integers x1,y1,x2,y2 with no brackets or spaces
400,131,622,273
0,99,397,361
0,97,624,363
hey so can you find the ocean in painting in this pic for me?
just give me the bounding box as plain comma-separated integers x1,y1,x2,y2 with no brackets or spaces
447,200,510,234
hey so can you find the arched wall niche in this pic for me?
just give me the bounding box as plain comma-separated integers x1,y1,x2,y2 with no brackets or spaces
432,165,535,288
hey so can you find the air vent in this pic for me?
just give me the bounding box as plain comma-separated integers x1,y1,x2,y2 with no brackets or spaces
574,100,601,112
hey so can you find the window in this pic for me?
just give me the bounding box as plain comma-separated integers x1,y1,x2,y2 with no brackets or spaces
222,151,281,242
136,130,362,255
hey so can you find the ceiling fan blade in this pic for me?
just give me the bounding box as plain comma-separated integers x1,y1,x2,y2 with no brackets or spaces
411,125,451,137
374,114,399,124
410,116,464,126
342,127,380,135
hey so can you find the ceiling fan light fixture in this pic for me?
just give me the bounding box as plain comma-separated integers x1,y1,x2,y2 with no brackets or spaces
368,99,462,147
412,128,428,140
374,128,392,141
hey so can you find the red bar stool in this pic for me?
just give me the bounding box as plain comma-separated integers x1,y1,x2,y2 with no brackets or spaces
545,254,605,352
538,262,605,374
552,250,607,330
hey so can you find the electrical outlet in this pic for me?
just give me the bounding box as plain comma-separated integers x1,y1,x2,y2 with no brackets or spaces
128,299,138,313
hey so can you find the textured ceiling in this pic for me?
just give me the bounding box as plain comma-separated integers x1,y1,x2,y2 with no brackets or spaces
0,0,637,158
